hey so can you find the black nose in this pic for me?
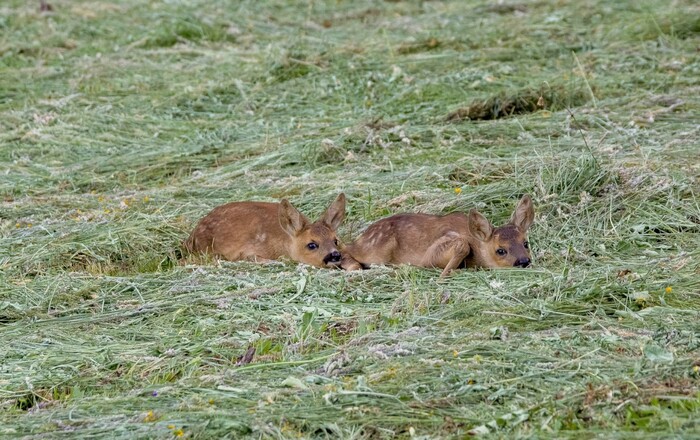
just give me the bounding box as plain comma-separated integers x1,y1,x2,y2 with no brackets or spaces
325,251,341,264
514,258,531,268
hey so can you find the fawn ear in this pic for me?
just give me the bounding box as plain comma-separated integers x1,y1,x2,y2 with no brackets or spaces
511,194,535,232
468,209,493,242
279,199,308,237
321,193,346,231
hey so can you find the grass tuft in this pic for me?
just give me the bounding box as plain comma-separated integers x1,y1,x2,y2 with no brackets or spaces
140,17,236,48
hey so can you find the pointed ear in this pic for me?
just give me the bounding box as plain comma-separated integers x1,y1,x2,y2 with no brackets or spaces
468,209,493,241
511,194,535,232
279,199,308,237
320,193,346,231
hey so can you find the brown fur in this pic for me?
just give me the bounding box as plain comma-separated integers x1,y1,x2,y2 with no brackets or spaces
184,194,347,268
342,195,534,276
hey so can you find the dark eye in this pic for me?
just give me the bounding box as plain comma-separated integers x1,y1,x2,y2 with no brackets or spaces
496,248,507,256
334,239,339,246
524,241,529,249
307,242,318,250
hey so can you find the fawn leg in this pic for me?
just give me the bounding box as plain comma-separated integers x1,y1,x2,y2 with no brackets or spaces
339,253,368,271
419,232,470,277
440,236,470,277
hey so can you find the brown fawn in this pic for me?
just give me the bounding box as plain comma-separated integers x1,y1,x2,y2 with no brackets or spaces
341,195,534,276
184,193,347,268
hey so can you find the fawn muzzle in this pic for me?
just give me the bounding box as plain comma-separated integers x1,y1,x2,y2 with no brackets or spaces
514,257,531,268
324,250,342,265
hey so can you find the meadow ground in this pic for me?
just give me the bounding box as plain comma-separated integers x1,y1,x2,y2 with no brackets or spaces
1,0,699,438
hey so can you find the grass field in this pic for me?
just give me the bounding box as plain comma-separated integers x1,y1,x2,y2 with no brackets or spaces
1,0,699,438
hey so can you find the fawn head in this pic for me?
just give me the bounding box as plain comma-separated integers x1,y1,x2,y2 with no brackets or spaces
278,193,346,268
468,195,535,269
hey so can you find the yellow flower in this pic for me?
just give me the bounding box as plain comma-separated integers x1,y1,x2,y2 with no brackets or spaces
665,286,673,294
97,196,105,202
208,399,215,405
452,349,458,357
167,425,175,429
143,411,157,422
143,196,150,203
173,428,184,437
454,187,462,195
693,365,699,373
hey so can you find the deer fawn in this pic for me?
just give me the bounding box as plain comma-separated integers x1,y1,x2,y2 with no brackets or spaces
341,195,534,276
184,193,347,268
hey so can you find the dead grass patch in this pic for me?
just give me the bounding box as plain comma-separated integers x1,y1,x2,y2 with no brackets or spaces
446,84,591,122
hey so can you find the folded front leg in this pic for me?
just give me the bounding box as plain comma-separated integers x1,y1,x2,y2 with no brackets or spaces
418,232,470,277
339,253,368,271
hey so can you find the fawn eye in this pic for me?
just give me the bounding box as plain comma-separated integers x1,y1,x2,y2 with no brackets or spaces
334,239,339,246
524,241,529,249
496,248,507,256
307,242,318,250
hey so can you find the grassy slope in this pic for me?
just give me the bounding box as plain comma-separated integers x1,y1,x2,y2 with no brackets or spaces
1,0,699,438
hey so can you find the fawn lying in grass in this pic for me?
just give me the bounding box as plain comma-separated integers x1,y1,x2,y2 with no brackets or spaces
341,195,534,276
184,193,347,268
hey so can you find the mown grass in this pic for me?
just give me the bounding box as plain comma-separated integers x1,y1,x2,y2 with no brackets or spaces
1,0,699,438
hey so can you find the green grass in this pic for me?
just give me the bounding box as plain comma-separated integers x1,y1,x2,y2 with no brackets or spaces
1,0,699,438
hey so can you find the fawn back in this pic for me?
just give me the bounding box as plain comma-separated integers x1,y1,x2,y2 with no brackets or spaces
185,193,347,268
